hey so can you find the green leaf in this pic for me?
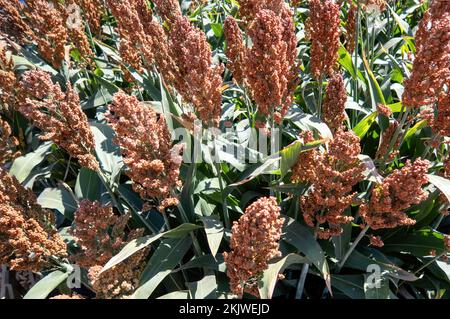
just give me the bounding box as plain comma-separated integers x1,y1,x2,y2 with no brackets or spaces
279,139,328,178
362,53,386,108
282,217,331,291
228,157,280,188
23,270,69,299
285,108,332,139
186,272,218,299
427,174,450,203
132,237,192,299
90,122,123,182
346,249,418,281
331,275,365,299
37,187,78,220
175,254,226,273
10,142,53,183
364,276,391,299
388,5,410,34
258,254,308,299
383,229,446,257
404,120,427,142
101,223,202,273
337,45,365,82
75,168,102,201
332,221,352,261
80,88,112,110
211,23,223,38
353,111,378,139
201,215,224,257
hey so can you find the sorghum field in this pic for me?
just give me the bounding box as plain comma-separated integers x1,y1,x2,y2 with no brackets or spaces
0,0,449,300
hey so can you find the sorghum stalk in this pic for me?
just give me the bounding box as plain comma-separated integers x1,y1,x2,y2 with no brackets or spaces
337,224,370,271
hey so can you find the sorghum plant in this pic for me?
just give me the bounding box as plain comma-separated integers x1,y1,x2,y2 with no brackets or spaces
0,0,449,301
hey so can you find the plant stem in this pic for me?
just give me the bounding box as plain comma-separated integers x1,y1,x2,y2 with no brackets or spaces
337,225,370,271
295,263,310,299
97,169,124,214
380,106,409,168
215,161,230,229
317,76,324,119
295,223,319,299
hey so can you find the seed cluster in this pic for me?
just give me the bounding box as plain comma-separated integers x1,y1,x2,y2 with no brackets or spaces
293,130,365,239
106,91,183,211
19,69,98,171
224,197,284,297
361,159,430,230
0,168,66,272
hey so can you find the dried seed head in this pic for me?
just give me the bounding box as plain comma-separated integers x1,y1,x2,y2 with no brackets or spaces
0,119,20,165
432,88,450,137
107,0,159,80
361,158,430,230
71,200,123,268
159,14,224,126
244,6,298,124
322,73,347,132
23,0,69,69
106,91,182,210
74,0,106,35
0,168,67,272
345,3,357,53
293,130,364,239
402,0,450,109
224,17,246,85
0,0,32,43
19,69,98,171
375,120,400,162
224,196,284,297
307,0,341,79
152,0,182,23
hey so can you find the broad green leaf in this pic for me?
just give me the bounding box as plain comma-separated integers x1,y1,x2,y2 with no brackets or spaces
259,254,308,299
346,249,418,281
331,275,365,299
279,139,328,178
186,272,218,299
101,223,202,273
428,260,450,283
211,23,223,38
362,53,386,108
282,217,331,291
387,102,403,113
337,45,365,82
427,174,450,203
364,276,391,299
10,142,53,183
332,221,352,261
285,108,333,139
383,229,446,257
23,270,69,299
228,157,280,188
80,88,112,110
404,120,427,142
175,254,226,273
90,122,123,182
353,111,378,139
37,187,78,220
201,215,224,257
75,168,102,201
132,237,192,299
388,5,410,34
